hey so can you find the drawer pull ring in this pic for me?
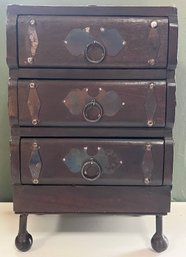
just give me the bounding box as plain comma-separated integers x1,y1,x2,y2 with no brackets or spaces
81,158,102,181
83,99,103,123
85,40,106,64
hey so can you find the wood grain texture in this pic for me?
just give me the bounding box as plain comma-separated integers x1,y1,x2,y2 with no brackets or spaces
8,79,18,126
20,138,164,185
10,68,167,80
10,127,173,138
18,80,166,128
7,6,177,220
6,7,17,68
166,77,176,128
13,185,171,214
167,12,178,70
7,5,177,17
163,138,174,185
17,15,168,68
6,5,177,69
9,137,20,184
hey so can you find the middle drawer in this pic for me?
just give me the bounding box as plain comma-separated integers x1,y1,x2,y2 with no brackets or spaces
20,138,164,185
18,80,166,127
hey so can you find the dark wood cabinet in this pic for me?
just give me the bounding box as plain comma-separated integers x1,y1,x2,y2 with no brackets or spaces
7,5,178,253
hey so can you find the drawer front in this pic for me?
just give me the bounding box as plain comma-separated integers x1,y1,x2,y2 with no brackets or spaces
18,80,166,127
18,16,168,68
20,138,164,185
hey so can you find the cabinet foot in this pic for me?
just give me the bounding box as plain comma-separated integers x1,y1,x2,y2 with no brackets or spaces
151,215,168,252
15,214,33,252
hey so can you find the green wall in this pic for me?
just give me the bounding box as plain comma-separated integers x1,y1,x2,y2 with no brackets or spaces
0,0,185,201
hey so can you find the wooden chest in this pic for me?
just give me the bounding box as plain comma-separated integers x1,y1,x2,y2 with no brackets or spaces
7,5,178,252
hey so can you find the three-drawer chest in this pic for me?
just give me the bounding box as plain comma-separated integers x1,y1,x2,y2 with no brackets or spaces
7,5,178,252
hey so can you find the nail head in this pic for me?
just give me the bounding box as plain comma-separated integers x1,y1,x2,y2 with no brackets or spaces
151,20,158,28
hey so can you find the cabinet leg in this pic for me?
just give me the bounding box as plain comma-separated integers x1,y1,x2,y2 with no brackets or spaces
151,215,168,252
15,214,33,252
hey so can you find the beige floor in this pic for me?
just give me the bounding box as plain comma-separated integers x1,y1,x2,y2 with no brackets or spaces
0,202,186,257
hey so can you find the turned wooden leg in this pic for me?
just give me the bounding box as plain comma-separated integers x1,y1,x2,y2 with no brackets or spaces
15,214,33,252
151,215,168,252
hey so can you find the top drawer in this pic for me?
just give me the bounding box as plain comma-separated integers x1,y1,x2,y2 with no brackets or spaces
17,15,168,68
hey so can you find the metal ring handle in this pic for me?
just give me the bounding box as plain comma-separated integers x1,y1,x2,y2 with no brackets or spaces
83,99,103,123
81,158,102,181
85,40,106,64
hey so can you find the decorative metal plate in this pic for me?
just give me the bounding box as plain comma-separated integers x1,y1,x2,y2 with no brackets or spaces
145,83,157,126
98,28,125,56
29,142,42,184
63,147,122,175
27,82,41,125
147,24,161,65
64,27,124,57
63,88,123,118
141,144,154,184
26,19,39,63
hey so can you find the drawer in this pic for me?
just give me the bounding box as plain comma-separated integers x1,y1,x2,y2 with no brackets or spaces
18,15,168,68
18,80,166,127
20,138,164,185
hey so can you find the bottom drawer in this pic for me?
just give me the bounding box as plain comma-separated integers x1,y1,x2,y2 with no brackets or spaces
20,138,164,185
13,185,171,214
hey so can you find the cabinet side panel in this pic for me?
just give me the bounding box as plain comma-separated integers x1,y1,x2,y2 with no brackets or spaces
6,9,17,68
167,11,178,70
163,138,174,185
10,137,20,184
8,79,18,126
166,78,176,128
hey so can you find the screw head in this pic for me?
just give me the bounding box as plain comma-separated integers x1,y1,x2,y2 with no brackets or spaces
148,59,155,66
32,142,38,148
147,120,153,127
29,82,36,88
32,119,39,125
27,57,33,64
33,179,39,184
151,20,158,28
30,19,36,26
146,144,152,151
150,83,155,89
144,177,150,185
85,27,90,33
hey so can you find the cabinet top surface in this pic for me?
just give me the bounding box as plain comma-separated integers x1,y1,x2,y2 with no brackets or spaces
7,5,177,16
